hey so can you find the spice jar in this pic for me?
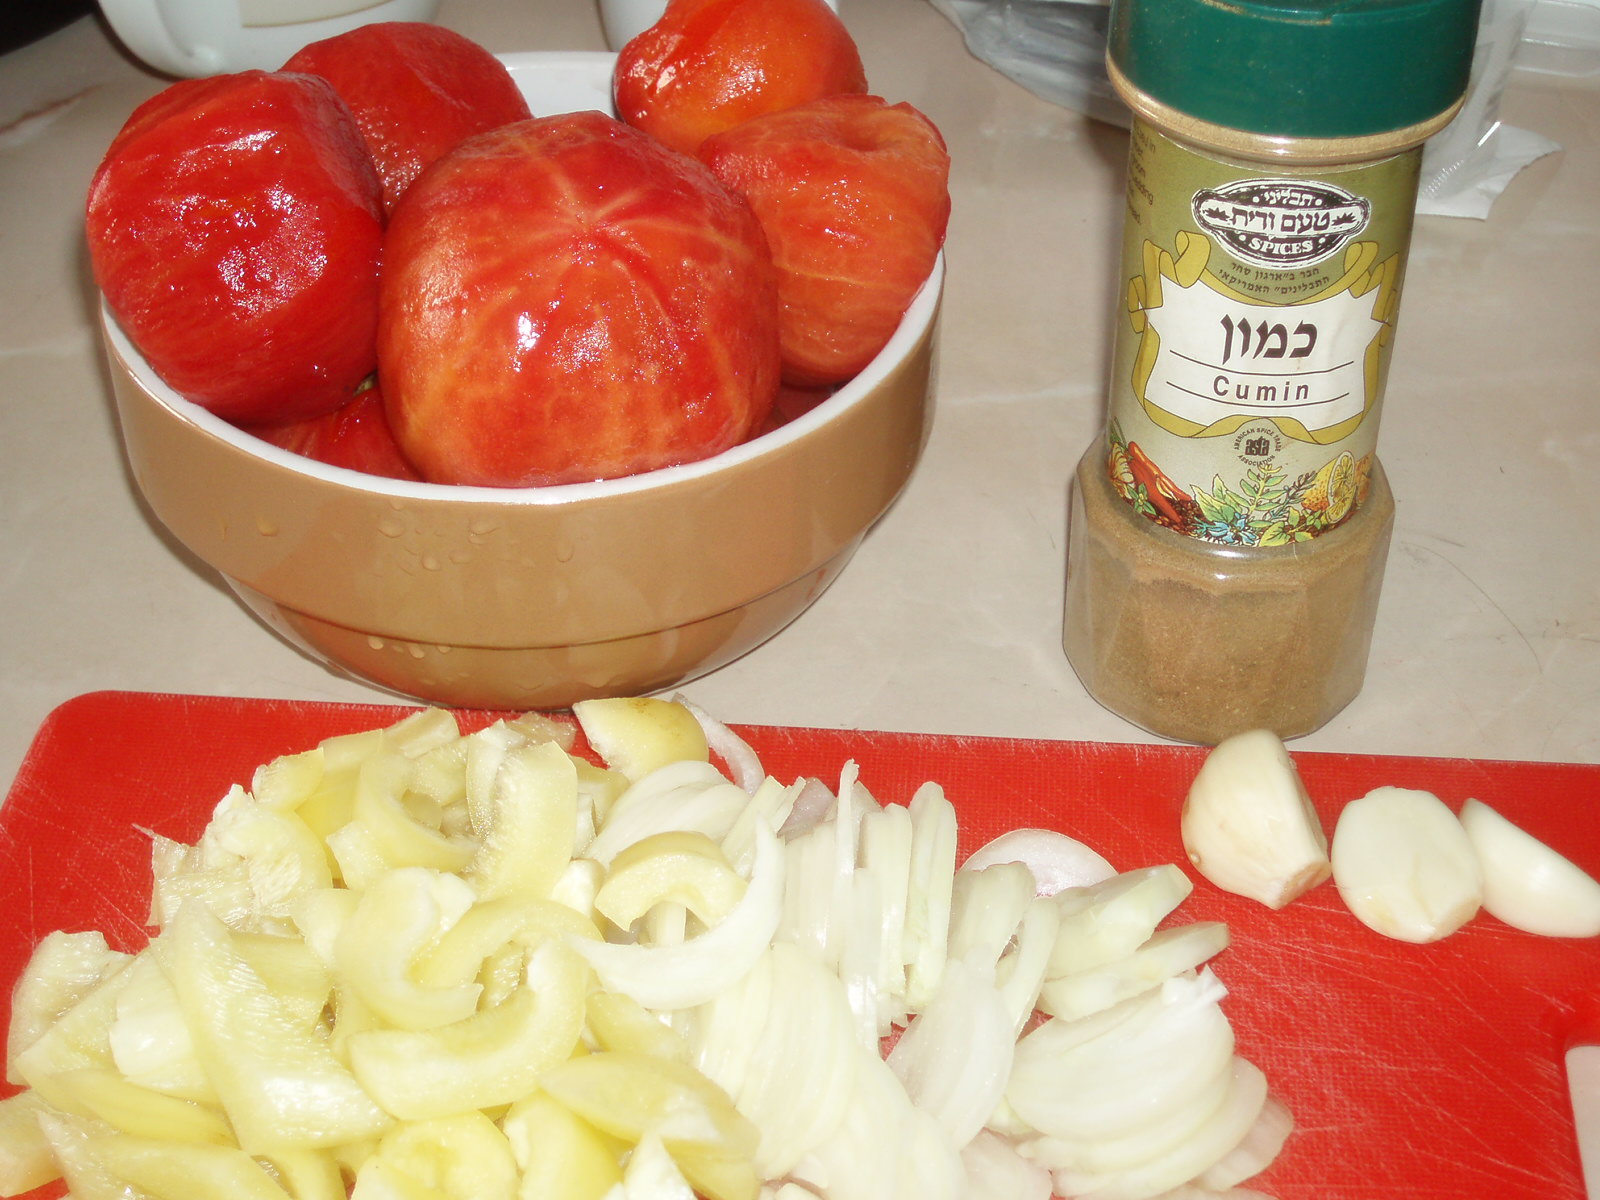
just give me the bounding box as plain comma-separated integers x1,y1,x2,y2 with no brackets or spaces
1064,0,1481,745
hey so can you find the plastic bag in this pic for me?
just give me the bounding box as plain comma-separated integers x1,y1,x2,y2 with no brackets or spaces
1418,0,1562,218
928,0,1562,220
925,0,1125,126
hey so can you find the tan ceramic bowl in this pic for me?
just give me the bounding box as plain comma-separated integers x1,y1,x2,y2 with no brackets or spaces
103,52,942,710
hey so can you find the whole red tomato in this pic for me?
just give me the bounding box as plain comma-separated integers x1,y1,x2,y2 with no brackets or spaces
378,110,781,488
248,385,421,481
614,0,867,156
86,71,384,426
699,94,950,386
283,22,532,215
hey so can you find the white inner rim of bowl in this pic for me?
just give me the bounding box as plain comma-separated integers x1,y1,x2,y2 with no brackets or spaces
103,50,944,507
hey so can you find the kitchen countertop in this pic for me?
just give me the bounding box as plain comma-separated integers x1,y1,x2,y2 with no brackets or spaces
1,0,1597,795
0,2,1598,1188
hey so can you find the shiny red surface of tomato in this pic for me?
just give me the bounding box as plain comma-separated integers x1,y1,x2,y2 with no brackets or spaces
283,21,532,215
86,71,384,425
248,384,421,481
614,0,867,157
699,94,949,386
378,110,781,488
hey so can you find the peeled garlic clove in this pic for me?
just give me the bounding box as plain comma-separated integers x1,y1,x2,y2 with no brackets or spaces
1180,729,1330,909
1458,798,1600,938
1330,786,1482,943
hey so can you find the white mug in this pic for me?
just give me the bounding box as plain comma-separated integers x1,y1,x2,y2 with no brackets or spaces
97,0,442,77
599,0,839,51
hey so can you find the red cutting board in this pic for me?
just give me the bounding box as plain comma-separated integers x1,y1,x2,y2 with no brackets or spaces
2,691,1598,1200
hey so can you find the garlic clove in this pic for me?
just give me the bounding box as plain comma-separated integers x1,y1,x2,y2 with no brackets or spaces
1330,786,1482,943
1180,729,1330,909
1458,798,1600,938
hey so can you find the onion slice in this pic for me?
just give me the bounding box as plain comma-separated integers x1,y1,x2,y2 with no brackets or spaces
963,828,1117,895
572,820,785,1011
676,696,767,796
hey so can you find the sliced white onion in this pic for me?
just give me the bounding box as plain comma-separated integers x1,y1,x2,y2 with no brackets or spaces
1018,1037,1232,1178
887,955,1014,1147
995,897,1062,1035
1458,797,1600,938
728,944,860,1178
948,863,1037,968
961,1129,1052,1200
687,942,776,1111
720,776,801,876
837,868,886,1049
902,783,959,1012
1038,922,1230,1022
828,762,867,971
962,828,1117,896
895,1103,968,1200
804,1050,912,1200
570,820,784,1011
1053,1056,1269,1200
778,778,837,840
1197,1091,1294,1190
778,821,836,966
1331,786,1482,943
585,766,751,866
675,695,767,795
1008,971,1234,1145
858,804,913,1027
1049,865,1195,978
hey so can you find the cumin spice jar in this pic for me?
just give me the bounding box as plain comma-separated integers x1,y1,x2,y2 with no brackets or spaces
1064,0,1481,744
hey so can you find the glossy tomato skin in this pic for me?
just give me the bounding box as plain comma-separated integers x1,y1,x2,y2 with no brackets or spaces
614,0,867,157
379,110,781,488
698,94,950,387
248,385,421,481
283,21,532,215
86,71,384,426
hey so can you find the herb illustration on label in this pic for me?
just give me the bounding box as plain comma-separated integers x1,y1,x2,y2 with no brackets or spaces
1106,420,1374,546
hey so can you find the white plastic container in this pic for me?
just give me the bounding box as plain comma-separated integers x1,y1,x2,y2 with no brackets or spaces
599,0,839,50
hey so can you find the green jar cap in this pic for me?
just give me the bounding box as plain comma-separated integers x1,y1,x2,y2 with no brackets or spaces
1109,0,1482,140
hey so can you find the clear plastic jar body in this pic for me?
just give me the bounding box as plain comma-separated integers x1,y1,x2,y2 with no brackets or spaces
1064,446,1395,744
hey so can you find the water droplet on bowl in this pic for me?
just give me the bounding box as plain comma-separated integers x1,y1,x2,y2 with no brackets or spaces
378,517,406,538
256,516,278,537
367,636,385,650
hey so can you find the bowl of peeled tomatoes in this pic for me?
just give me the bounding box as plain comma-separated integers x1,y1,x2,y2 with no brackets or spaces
92,7,948,710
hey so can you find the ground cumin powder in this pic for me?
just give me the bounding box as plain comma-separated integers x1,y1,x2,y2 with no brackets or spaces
1063,448,1395,746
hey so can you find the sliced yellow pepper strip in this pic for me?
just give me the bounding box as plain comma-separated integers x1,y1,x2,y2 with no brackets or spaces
347,940,588,1121
595,831,747,931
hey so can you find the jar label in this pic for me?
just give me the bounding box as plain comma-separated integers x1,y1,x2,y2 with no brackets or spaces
1103,122,1419,546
